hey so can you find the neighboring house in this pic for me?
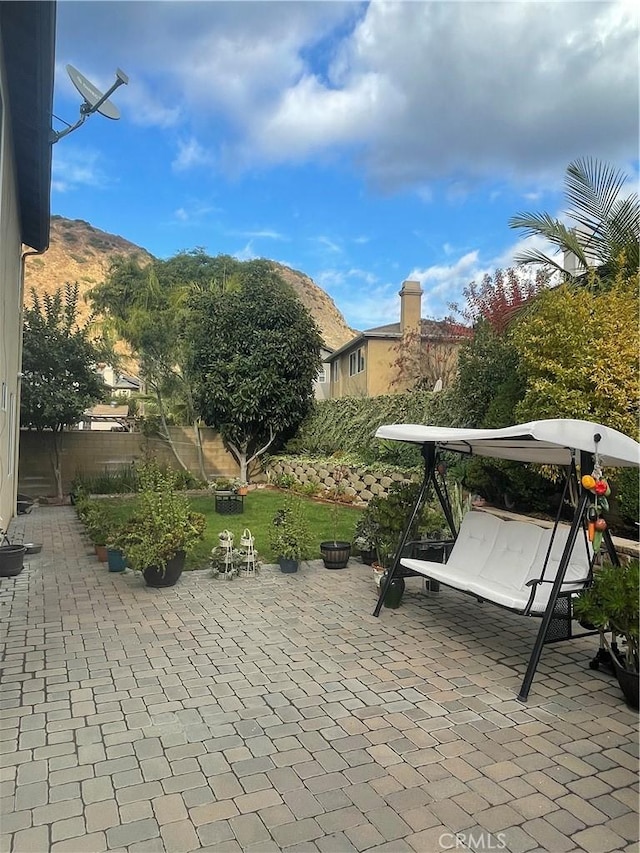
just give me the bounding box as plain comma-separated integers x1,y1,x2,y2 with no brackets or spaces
314,347,332,401
0,3,56,526
79,403,131,432
327,280,469,399
97,364,142,398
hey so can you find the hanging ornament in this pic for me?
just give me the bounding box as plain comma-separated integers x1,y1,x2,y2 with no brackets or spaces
583,446,609,553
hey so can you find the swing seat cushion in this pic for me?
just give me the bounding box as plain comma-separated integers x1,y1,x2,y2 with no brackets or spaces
401,511,592,614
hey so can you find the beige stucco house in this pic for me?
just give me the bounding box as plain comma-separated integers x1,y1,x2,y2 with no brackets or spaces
0,2,56,529
327,280,468,399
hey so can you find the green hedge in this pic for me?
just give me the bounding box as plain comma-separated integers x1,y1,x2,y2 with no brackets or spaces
285,388,464,466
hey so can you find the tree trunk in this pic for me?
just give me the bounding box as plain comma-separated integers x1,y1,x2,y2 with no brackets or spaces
51,429,63,501
154,387,189,471
192,421,207,482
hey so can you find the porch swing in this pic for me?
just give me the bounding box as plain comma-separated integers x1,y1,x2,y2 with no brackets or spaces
372,418,639,702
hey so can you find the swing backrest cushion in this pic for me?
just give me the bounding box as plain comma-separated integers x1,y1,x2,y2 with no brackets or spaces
402,511,593,614
447,511,503,576
477,521,544,589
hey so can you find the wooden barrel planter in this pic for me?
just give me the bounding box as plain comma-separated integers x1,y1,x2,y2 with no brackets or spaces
320,541,352,570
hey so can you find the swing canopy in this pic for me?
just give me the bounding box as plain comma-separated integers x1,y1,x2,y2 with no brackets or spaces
375,418,640,468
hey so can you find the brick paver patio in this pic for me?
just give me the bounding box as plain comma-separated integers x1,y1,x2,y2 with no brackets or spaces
1,506,637,853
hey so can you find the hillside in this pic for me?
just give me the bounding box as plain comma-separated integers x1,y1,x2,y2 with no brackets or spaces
24,216,355,351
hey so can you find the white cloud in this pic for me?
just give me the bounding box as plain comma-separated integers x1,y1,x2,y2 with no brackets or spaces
315,236,342,254
55,1,638,191
408,235,561,320
171,201,218,223
52,146,109,193
230,229,286,241
172,138,213,172
234,240,257,262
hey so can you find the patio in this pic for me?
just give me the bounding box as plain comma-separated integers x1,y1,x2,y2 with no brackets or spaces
1,506,637,853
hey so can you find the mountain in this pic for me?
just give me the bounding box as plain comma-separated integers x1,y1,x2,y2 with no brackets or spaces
24,216,355,351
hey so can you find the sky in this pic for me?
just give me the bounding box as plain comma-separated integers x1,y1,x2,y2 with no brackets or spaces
51,0,639,332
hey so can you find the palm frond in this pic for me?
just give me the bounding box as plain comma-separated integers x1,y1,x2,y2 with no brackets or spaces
565,157,628,232
511,247,567,275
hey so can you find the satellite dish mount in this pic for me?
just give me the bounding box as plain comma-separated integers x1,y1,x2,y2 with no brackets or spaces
51,65,129,143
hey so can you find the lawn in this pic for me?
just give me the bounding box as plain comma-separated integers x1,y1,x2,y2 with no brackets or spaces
93,487,363,568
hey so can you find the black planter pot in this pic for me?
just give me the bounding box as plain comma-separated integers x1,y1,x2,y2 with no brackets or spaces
381,571,405,608
0,545,27,577
143,551,186,588
612,653,639,710
278,557,299,574
360,549,376,566
320,541,351,570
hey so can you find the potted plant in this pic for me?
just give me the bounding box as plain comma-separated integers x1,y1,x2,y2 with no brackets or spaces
270,497,311,573
82,501,113,562
119,462,206,588
234,479,249,496
105,522,130,573
320,466,353,570
353,513,380,566
574,560,639,708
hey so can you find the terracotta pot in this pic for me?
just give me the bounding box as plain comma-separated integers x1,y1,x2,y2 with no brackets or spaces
95,544,108,563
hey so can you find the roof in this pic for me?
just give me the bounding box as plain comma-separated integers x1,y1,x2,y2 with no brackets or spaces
1,2,56,252
84,405,130,419
114,373,141,391
327,318,469,361
375,419,640,468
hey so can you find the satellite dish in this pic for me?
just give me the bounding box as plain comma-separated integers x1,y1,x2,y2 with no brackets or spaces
67,65,121,119
51,65,129,143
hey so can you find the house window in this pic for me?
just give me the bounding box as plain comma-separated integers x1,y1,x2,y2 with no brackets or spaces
317,367,327,384
331,361,340,382
349,347,365,376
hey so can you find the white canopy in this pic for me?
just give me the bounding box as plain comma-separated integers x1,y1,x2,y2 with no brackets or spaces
375,419,640,468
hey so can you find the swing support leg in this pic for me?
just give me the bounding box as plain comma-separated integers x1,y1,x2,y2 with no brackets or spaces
373,443,438,618
517,476,591,702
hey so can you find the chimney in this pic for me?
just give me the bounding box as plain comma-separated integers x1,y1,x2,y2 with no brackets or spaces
399,280,422,335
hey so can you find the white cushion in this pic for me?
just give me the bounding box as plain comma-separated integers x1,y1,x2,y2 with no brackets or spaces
400,557,471,591
446,511,502,577
476,521,544,589
400,512,592,614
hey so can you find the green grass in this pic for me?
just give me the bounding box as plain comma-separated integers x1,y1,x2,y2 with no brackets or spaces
90,488,363,569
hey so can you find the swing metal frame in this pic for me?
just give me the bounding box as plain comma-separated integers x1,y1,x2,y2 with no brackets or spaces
371,419,638,702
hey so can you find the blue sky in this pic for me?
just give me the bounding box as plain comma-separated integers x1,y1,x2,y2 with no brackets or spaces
51,1,639,331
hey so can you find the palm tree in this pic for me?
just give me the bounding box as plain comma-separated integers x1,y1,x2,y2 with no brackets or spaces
509,158,639,281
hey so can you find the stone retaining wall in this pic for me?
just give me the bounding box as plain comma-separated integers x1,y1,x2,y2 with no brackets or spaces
267,458,418,505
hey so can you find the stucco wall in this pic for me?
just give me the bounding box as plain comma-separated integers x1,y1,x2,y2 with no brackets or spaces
18,427,239,497
0,43,23,531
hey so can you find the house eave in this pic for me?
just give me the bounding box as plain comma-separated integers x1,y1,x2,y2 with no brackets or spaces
1,1,56,252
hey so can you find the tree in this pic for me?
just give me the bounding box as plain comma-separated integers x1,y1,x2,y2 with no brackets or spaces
509,158,639,282
510,273,639,438
185,260,323,481
390,322,471,392
450,268,547,428
89,251,240,479
21,284,109,499
452,267,550,334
